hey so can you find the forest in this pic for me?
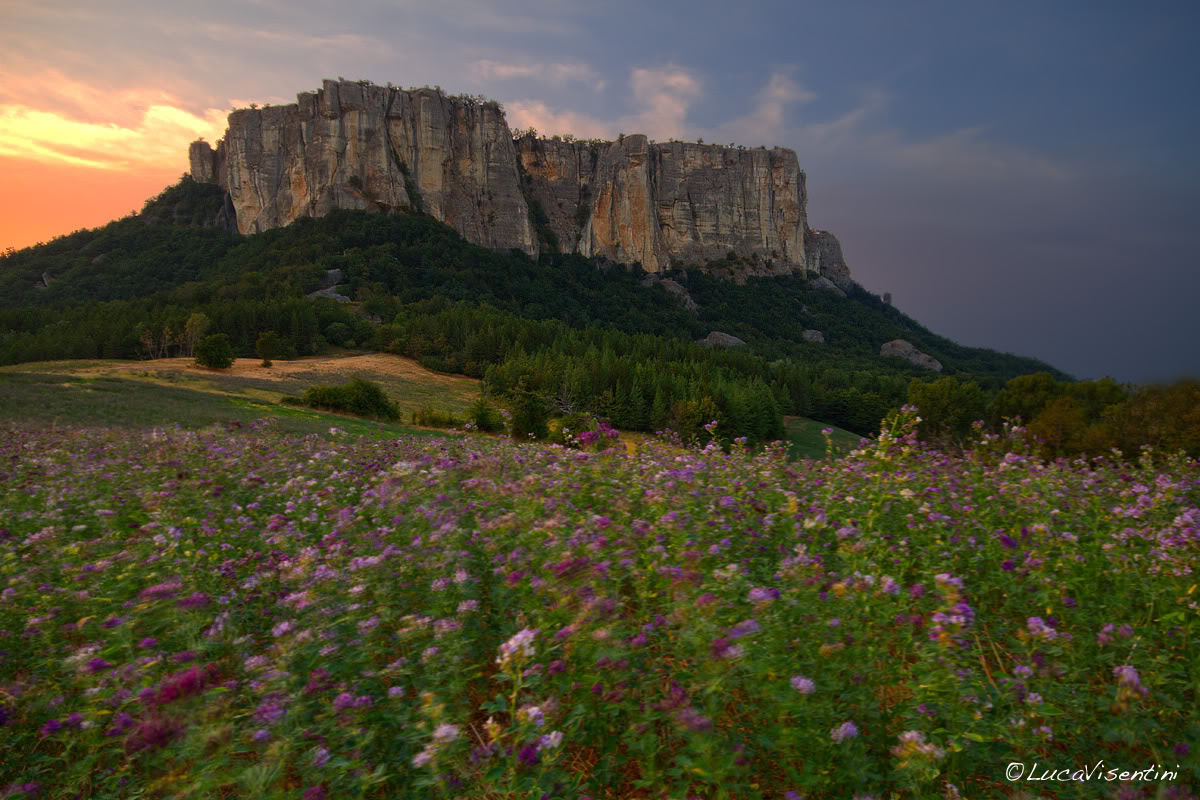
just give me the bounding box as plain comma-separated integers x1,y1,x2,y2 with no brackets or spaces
2,175,1194,454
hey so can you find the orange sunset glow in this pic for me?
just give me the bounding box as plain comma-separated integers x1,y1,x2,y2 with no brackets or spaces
0,72,227,250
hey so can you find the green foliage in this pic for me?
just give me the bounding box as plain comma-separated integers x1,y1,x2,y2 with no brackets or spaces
510,380,549,440
299,378,400,421
194,333,234,369
411,405,463,428
255,330,281,367
1102,378,1200,458
468,394,505,433
324,322,353,346
907,376,987,446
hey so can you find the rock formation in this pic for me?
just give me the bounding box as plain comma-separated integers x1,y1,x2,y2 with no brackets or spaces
517,134,806,274
802,329,825,343
190,79,851,281
880,339,943,372
696,331,748,348
189,80,536,254
804,229,854,289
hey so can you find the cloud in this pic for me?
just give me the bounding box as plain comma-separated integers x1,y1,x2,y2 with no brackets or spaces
473,59,606,91
0,82,227,171
506,64,701,140
185,23,393,59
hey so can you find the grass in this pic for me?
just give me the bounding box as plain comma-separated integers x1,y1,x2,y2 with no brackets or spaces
0,359,862,459
783,415,864,459
0,371,453,440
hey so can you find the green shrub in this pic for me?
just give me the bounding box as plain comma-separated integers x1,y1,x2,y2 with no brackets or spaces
468,395,505,433
510,381,549,440
412,405,462,428
324,322,352,347
298,378,399,420
194,333,234,369
256,331,282,367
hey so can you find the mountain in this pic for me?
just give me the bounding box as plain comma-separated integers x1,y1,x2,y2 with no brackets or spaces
188,79,832,281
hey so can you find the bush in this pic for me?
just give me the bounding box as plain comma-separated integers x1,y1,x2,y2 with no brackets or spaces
468,396,505,433
412,405,462,428
324,322,352,347
194,333,234,369
298,378,399,420
510,381,549,440
256,331,282,367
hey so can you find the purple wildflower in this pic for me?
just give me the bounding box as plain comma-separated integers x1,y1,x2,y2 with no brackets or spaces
85,658,113,674
177,593,211,610
675,707,713,732
728,619,761,639
517,743,540,766
311,747,331,767
830,721,859,742
790,676,815,694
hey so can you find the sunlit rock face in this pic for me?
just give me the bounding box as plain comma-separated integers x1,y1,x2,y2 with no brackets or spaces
189,79,536,254
517,134,807,275
192,79,847,281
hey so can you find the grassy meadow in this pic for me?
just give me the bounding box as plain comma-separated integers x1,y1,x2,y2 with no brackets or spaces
0,399,1196,799
0,354,479,438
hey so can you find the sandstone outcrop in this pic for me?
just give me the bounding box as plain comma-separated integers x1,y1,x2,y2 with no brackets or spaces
881,339,942,372
190,79,853,282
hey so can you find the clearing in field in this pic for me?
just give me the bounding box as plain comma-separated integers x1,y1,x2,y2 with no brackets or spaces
0,352,479,437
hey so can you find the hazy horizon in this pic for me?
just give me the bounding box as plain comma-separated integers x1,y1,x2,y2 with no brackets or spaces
2,0,1197,383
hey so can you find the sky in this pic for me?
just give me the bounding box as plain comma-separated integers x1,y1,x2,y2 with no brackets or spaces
1,0,1197,383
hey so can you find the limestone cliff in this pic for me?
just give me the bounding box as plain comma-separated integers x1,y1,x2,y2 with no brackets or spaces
191,79,846,280
189,79,536,254
517,135,806,274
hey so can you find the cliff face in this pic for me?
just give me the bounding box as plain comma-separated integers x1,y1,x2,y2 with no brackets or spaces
191,79,835,279
517,135,806,274
189,80,536,254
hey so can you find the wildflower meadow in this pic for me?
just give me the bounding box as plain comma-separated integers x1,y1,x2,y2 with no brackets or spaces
0,411,1196,798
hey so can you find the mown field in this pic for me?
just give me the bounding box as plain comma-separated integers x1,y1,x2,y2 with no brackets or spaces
0,408,1196,799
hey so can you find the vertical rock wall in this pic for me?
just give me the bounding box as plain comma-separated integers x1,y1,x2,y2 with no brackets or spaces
191,79,835,279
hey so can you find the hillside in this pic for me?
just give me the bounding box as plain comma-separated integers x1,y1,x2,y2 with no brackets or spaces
0,176,1064,439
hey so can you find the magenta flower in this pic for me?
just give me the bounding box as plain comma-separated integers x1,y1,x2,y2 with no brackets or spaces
177,593,211,610
139,582,182,601
125,715,183,754
85,658,113,674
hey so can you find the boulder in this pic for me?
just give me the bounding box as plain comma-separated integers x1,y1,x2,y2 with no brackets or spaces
880,339,942,372
802,329,824,344
695,331,747,348
307,286,352,304
659,278,699,314
809,276,846,297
